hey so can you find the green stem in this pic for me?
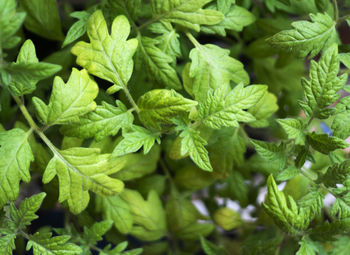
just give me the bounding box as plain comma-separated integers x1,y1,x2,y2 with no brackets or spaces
91,245,104,253
159,158,173,182
20,231,30,240
123,87,140,113
306,116,314,128
333,0,339,21
138,18,158,31
340,68,350,75
13,96,39,130
12,95,60,156
185,32,201,48
338,14,350,23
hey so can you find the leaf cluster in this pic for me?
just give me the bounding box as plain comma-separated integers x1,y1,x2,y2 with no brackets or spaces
2,0,350,254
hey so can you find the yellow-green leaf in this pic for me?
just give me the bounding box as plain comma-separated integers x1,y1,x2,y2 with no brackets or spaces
32,68,98,125
72,10,138,93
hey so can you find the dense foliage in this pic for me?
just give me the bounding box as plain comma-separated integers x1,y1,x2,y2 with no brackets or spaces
1,0,350,254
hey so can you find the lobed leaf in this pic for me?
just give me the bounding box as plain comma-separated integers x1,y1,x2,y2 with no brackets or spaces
202,4,255,36
61,100,133,141
19,0,64,41
33,68,98,125
0,0,26,49
0,129,33,208
112,126,160,157
96,195,133,234
26,232,82,255
148,22,182,62
263,175,312,235
150,0,223,31
42,147,125,214
306,132,348,155
277,118,305,145
10,193,46,229
199,84,267,129
267,13,336,58
180,128,212,171
120,189,167,241
189,43,249,102
62,11,91,48
296,236,320,255
300,44,347,119
138,89,197,129
72,10,138,93
138,36,182,90
5,40,61,96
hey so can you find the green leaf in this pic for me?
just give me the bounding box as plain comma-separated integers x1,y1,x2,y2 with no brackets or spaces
277,166,299,181
19,0,64,40
332,111,350,139
318,160,350,187
200,236,229,255
296,236,319,255
263,175,312,235
32,68,98,125
199,84,267,129
180,127,212,171
10,192,46,229
298,189,324,219
278,0,290,5
315,0,330,12
248,91,278,128
108,243,143,255
213,207,242,231
42,147,125,214
242,229,283,255
114,146,160,181
202,5,255,36
26,232,82,255
0,231,16,255
306,132,348,155
150,0,223,32
61,100,134,141
138,36,182,90
330,236,350,255
166,192,214,240
207,128,246,179
331,196,350,219
189,43,249,102
62,11,91,48
147,22,181,62
120,189,167,241
0,195,47,254
219,171,249,206
112,126,160,157
267,13,336,58
253,57,304,91
217,0,236,11
300,44,347,119
72,10,138,93
0,0,26,49
250,139,287,170
277,118,305,145
0,128,33,208
5,40,61,96
339,53,350,69
96,195,133,234
108,0,141,20
138,89,197,129
82,220,113,245
175,165,215,190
